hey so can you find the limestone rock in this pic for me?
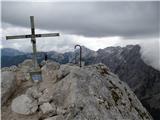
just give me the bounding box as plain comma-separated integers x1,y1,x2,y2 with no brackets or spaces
26,86,42,99
11,94,38,115
10,65,18,71
56,106,67,115
1,67,10,71
40,60,54,67
1,65,18,72
40,102,56,114
16,70,27,85
18,59,34,68
51,64,152,120
1,71,17,105
40,60,47,67
41,61,60,83
18,59,34,81
44,115,64,120
38,88,52,105
2,61,153,120
57,64,76,80
41,61,60,71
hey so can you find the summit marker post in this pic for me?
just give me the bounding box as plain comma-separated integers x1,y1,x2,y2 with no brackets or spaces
74,44,82,67
6,16,60,82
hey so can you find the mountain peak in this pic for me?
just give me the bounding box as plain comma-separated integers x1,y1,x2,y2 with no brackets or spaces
125,44,141,53
1,48,25,56
2,60,153,120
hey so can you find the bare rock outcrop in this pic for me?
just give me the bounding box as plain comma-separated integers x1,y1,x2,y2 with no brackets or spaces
1,71,17,105
47,63,152,120
17,59,34,81
41,60,60,83
40,102,56,115
11,94,38,115
1,59,34,105
2,60,153,120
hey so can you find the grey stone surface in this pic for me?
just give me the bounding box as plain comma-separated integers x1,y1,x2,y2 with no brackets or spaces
3,61,153,120
44,115,64,120
26,86,42,99
57,64,77,80
1,71,17,105
40,102,56,114
18,59,34,68
41,61,60,71
11,94,38,115
41,61,60,83
11,59,34,87
1,65,18,72
2,45,159,119
38,89,52,105
50,63,152,120
81,45,160,119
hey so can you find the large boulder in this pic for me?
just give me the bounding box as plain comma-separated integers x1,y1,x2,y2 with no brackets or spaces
11,94,38,115
1,71,17,105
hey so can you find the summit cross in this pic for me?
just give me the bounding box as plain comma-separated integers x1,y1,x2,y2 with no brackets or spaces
6,16,60,69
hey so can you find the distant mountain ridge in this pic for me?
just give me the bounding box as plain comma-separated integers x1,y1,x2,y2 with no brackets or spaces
1,45,160,120
1,48,25,56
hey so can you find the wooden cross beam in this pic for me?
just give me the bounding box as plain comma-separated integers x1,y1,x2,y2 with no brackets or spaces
6,16,60,70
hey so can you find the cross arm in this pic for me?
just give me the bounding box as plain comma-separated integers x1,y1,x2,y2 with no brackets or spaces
6,33,60,40
35,33,60,38
6,35,32,40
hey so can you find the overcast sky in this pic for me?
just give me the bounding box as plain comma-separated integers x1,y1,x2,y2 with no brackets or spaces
1,1,160,70
2,1,159,38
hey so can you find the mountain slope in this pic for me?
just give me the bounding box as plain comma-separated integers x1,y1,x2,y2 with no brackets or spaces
1,48,25,56
2,61,153,120
1,45,160,119
86,45,160,120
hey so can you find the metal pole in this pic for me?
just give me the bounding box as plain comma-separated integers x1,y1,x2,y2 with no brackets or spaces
74,45,82,67
32,40,38,69
30,16,38,69
75,53,77,64
80,47,82,67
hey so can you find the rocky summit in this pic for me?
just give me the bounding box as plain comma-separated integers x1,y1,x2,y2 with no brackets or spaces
2,60,152,120
2,45,160,119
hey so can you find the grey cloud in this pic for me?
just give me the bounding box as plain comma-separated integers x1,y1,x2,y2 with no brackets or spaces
2,1,159,38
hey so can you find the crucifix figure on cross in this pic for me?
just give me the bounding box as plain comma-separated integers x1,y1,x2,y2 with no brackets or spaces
6,16,60,70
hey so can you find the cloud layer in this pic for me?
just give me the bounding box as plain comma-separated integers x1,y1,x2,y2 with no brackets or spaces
2,1,159,38
1,1,160,71
1,24,159,71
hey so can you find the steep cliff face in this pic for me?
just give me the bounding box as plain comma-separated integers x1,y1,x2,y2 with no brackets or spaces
88,45,160,119
1,60,152,120
94,45,159,96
